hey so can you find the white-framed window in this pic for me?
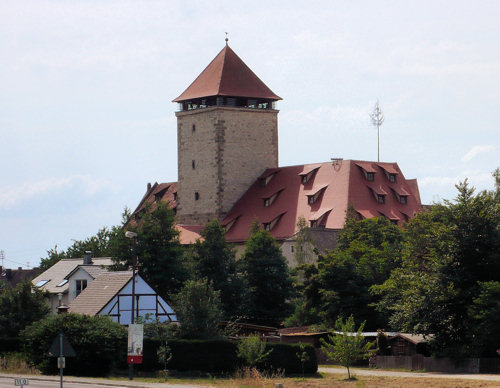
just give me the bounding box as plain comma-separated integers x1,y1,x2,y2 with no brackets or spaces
76,279,87,296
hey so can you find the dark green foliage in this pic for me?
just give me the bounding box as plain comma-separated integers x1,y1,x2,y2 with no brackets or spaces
237,334,273,367
0,281,50,339
112,202,188,298
374,175,500,357
260,342,317,374
0,337,21,353
285,263,322,326
190,220,244,319
21,313,126,376
240,229,294,326
140,338,317,375
318,217,403,329
172,279,224,339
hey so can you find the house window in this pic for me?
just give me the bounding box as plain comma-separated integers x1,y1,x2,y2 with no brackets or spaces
400,196,408,204
377,195,385,204
75,279,87,296
192,160,196,169
388,174,396,183
310,220,317,228
56,279,68,287
366,172,375,181
195,192,200,200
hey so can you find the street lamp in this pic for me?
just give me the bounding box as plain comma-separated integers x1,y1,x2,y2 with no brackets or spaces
124,231,138,324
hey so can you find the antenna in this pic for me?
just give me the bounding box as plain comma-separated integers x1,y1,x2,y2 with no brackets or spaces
370,100,385,162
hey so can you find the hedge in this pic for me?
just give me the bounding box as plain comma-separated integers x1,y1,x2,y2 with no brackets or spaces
139,338,317,375
0,337,21,353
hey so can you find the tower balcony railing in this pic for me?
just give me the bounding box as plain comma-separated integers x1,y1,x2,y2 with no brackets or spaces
177,97,277,112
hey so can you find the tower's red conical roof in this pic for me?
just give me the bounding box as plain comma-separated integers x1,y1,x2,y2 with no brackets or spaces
173,45,281,102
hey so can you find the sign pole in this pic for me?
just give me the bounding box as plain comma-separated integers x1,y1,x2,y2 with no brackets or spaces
59,333,63,388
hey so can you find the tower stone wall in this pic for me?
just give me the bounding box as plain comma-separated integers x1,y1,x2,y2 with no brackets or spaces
176,106,279,224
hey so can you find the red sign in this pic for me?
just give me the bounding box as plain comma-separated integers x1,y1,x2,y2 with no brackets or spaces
127,355,143,364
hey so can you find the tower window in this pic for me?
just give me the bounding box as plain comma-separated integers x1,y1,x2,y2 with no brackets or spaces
195,192,200,200
192,124,196,133
192,160,196,169
173,192,177,201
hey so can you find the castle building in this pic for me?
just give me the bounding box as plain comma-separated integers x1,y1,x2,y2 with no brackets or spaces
133,43,423,265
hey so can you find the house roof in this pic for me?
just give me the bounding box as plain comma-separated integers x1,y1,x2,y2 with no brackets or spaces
68,271,133,316
173,45,281,102
32,258,113,294
392,333,430,344
65,265,110,280
221,160,422,242
131,160,422,245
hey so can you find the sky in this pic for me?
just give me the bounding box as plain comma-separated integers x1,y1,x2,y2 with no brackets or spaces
1,0,499,268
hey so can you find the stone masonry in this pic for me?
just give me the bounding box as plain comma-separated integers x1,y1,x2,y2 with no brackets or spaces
176,106,279,224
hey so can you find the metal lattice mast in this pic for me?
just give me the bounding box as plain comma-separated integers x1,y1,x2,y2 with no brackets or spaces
370,100,385,162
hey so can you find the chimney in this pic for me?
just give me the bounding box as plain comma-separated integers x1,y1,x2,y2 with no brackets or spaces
5,268,12,279
83,251,93,265
18,267,22,271
147,182,152,191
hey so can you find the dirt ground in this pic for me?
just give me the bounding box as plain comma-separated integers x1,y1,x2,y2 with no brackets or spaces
215,369,500,388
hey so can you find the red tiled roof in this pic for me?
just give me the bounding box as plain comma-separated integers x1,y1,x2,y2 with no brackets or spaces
132,182,177,216
173,45,281,102
222,160,422,242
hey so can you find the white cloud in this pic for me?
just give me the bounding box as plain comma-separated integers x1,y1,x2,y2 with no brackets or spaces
0,175,119,209
461,145,495,162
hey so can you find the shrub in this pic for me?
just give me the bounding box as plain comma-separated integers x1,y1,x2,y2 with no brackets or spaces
259,343,317,374
21,313,126,376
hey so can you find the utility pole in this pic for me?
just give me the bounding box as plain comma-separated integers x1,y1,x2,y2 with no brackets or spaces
0,250,4,269
370,100,385,162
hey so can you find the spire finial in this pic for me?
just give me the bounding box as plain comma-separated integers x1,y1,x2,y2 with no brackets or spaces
225,32,229,45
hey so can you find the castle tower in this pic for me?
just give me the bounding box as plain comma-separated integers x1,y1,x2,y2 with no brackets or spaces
173,43,281,224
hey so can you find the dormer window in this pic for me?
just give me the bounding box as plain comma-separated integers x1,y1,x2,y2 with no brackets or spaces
76,279,87,296
299,166,320,185
259,170,279,187
366,172,375,181
388,174,396,183
399,195,408,204
377,195,385,204
263,188,284,207
306,185,327,205
261,212,286,231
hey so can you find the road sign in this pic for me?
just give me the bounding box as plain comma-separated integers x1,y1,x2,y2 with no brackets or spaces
14,378,29,386
57,357,66,368
127,324,143,365
48,333,76,357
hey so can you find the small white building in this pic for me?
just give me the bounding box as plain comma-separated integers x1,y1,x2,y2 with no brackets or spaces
68,271,177,324
32,255,113,313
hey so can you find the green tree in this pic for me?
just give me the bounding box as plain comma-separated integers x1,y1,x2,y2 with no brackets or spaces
237,334,272,367
111,202,188,298
0,281,50,339
22,313,126,376
320,315,373,379
296,342,310,377
240,229,294,326
172,279,223,339
374,174,500,357
318,217,403,330
190,220,244,319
